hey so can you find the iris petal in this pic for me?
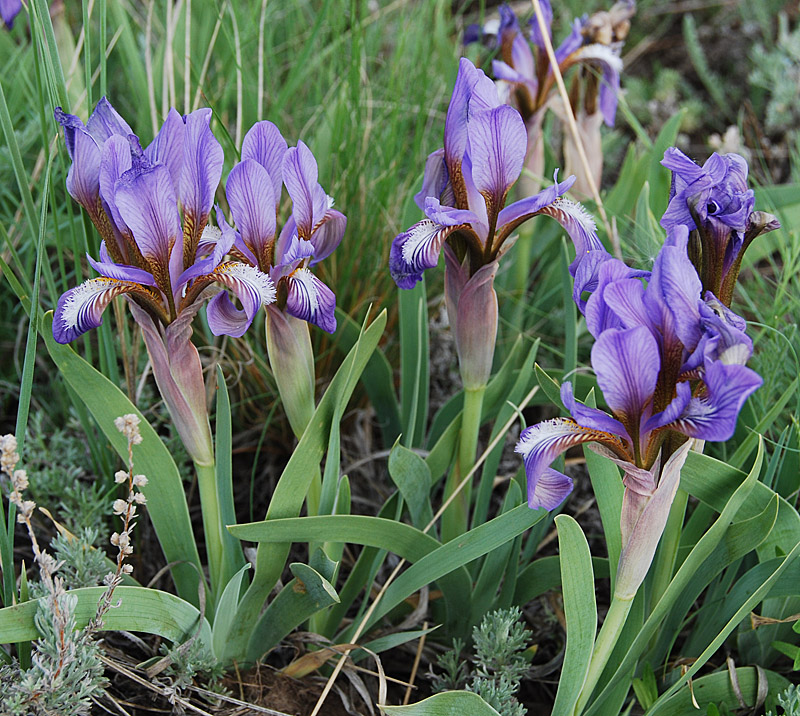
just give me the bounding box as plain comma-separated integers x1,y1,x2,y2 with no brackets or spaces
241,120,288,205
204,262,276,337
591,326,660,426
467,105,527,216
389,219,461,289
669,360,762,441
283,141,329,239
284,268,337,334
515,417,623,510
53,278,152,344
226,158,276,268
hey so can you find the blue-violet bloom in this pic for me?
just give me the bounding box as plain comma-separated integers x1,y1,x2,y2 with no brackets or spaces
390,58,601,389
483,2,634,195
516,228,761,596
660,147,780,305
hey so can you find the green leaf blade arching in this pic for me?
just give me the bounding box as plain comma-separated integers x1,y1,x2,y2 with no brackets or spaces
42,312,203,608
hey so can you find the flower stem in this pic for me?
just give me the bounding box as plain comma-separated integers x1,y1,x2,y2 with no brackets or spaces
195,460,222,605
649,486,688,613
574,595,633,715
442,386,485,542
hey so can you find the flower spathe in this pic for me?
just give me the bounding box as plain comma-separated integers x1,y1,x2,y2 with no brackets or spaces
660,147,780,305
221,123,345,334
516,227,762,514
52,99,277,346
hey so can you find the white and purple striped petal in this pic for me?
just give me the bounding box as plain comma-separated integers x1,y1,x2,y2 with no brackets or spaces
515,417,623,510
283,268,337,334
389,219,462,289
205,262,276,337
241,120,288,206
561,381,629,441
53,278,149,344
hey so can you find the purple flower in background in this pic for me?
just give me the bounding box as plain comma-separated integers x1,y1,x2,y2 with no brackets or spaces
660,147,780,305
221,121,346,334
516,227,761,513
53,100,276,345
1,0,22,29
483,1,635,196
389,58,600,389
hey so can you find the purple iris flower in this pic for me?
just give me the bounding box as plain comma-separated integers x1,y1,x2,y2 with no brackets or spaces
221,121,346,334
515,227,761,513
490,2,632,128
660,147,780,305
481,2,634,197
1,0,21,28
52,100,277,345
390,57,600,290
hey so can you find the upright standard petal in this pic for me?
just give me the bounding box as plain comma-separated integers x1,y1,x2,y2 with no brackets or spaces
443,58,500,179
309,208,346,265
241,120,288,206
99,134,134,239
145,108,185,190
467,105,527,217
591,326,659,433
85,97,133,144
226,158,277,270
180,108,224,267
115,158,182,292
528,0,552,48
414,148,450,211
283,141,329,239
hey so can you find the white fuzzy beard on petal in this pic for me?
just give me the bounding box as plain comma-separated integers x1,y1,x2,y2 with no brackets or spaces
575,43,624,72
550,198,597,235
61,278,118,330
291,267,320,315
401,220,445,268
215,262,276,305
201,224,222,242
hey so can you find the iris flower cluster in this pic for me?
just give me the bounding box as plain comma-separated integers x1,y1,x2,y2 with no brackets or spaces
515,146,770,597
53,98,344,462
390,57,601,390
468,1,635,196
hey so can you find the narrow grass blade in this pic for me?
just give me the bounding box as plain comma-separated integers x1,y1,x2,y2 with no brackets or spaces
551,514,596,716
